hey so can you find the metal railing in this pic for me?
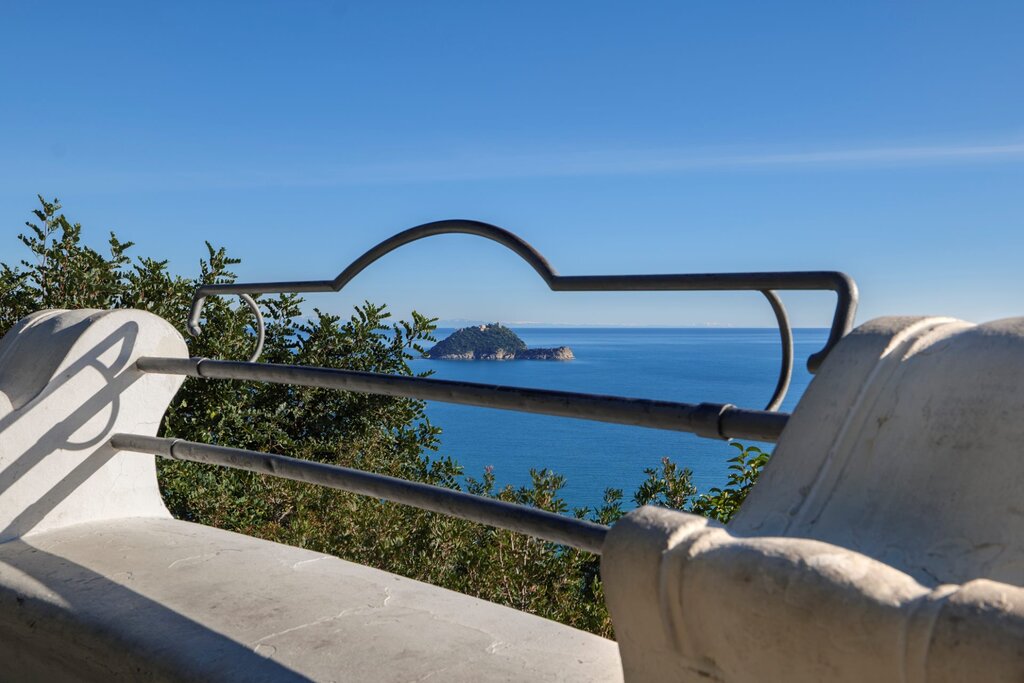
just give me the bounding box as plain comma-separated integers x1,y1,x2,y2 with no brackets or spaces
185,220,858,411
135,356,790,442
115,222,858,554
111,433,609,553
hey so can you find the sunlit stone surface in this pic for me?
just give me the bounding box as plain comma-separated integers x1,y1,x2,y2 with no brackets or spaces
0,310,620,681
603,316,1024,682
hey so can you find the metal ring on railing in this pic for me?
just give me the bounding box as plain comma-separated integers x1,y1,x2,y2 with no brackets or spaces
188,293,265,363
185,220,858,410
760,290,793,412
239,294,265,363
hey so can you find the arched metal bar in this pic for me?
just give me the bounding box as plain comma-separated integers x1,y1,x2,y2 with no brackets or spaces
186,220,858,405
808,271,858,373
239,294,265,363
186,221,557,338
331,222,559,291
187,293,266,363
760,290,793,412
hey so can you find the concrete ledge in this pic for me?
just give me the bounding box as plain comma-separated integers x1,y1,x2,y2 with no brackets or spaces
0,310,622,681
0,517,621,682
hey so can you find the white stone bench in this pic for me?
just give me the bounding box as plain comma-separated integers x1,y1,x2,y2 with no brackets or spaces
0,310,620,681
6,308,1024,681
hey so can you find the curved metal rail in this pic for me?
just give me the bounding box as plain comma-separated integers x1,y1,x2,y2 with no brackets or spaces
186,220,857,410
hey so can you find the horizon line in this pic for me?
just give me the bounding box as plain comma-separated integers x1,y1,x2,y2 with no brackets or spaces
435,320,830,330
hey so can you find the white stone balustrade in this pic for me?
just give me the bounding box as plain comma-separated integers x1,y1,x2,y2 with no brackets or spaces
602,316,1024,681
0,309,621,681
3,309,1023,681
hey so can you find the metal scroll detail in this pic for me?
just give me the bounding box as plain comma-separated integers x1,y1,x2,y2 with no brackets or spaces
185,220,857,411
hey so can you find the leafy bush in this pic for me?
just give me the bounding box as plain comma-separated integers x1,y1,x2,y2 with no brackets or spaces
1,196,770,638
689,443,770,522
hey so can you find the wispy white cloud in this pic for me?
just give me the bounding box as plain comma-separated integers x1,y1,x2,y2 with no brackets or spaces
628,141,1024,170
8,140,1024,192
249,139,1024,187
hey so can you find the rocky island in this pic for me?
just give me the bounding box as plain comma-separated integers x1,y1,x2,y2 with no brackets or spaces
424,323,574,361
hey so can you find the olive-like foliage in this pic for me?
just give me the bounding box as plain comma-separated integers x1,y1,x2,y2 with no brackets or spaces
0,196,769,638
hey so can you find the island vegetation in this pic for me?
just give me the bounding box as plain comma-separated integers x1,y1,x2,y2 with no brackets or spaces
425,322,574,360
0,196,769,638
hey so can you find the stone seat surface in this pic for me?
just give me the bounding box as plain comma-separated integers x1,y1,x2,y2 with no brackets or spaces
0,516,621,682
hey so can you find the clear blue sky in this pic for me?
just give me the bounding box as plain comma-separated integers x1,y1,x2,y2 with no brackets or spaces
2,1,1022,327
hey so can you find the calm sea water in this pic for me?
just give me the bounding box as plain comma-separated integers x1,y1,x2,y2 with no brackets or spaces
409,327,825,511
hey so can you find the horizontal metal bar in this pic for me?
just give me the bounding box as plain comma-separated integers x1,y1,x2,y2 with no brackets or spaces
190,270,849,295
551,271,852,292
110,433,609,554
137,356,790,442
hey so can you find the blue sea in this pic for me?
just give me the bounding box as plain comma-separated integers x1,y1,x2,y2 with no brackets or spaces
409,327,825,512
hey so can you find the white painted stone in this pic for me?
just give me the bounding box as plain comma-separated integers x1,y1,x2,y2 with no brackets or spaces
0,517,621,682
0,309,185,540
22,307,1024,681
602,316,1024,681
0,309,621,681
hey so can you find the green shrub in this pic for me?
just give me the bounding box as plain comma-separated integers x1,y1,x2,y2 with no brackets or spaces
1,196,770,638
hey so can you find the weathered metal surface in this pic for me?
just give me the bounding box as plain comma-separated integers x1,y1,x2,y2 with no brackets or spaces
136,356,791,442
184,220,859,408
110,433,610,554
